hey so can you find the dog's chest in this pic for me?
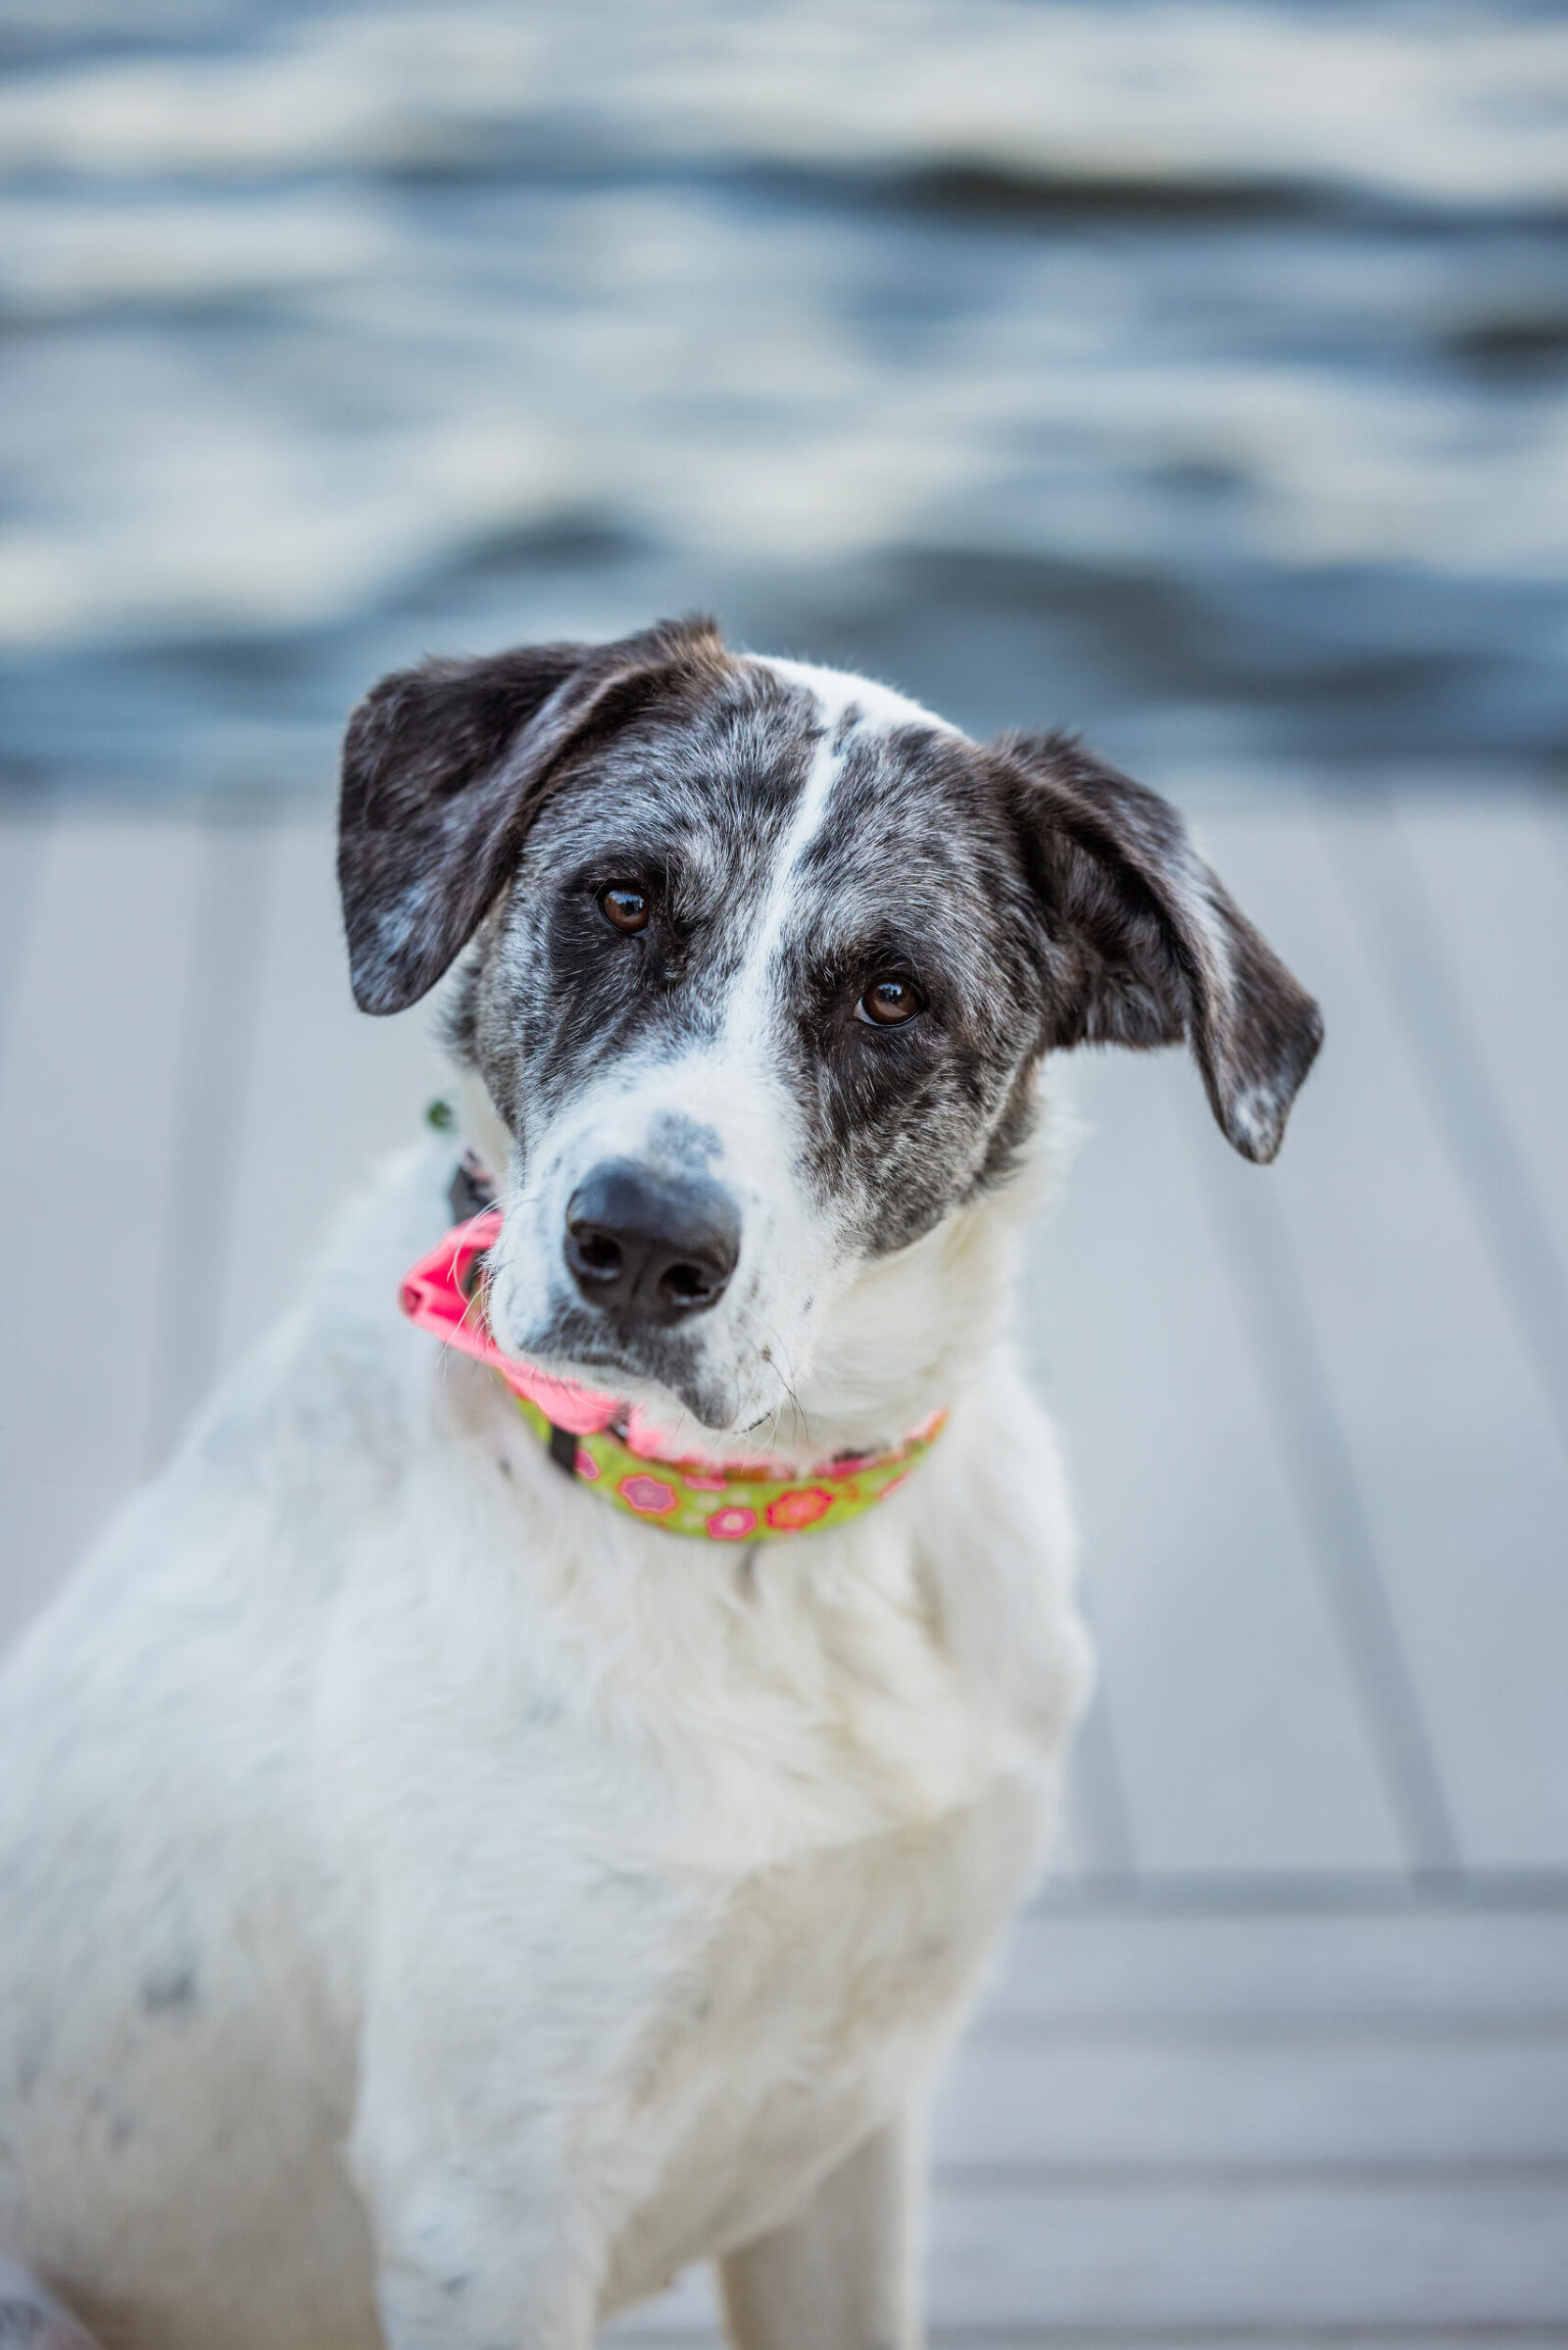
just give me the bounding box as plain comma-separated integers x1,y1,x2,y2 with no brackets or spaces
365,1370,1080,2309
596,1773,1044,2310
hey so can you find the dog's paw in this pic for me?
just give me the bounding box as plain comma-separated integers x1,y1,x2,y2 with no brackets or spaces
0,2262,103,2349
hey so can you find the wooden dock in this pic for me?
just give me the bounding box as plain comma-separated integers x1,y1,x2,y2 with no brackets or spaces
3,785,1566,2344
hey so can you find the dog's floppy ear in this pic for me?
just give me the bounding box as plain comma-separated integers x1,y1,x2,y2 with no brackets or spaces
993,730,1323,1162
338,615,727,1014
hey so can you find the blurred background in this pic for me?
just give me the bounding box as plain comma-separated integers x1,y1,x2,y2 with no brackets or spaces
2,2,1567,2342
2,0,1567,792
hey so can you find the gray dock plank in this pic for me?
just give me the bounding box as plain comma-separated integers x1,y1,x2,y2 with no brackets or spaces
1386,790,1568,1442
1019,1051,1405,1878
1330,800,1568,1461
988,1907,1568,2021
934,2035,1568,2166
0,810,203,1644
143,801,279,1465
0,802,51,1085
1197,802,1568,1871
1175,1060,1461,1881
924,2179,1568,2332
1391,793,1568,1290
217,811,436,1377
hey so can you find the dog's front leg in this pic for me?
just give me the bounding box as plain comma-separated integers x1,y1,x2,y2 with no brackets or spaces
368,2177,600,2350
355,2066,602,2350
717,2117,923,2350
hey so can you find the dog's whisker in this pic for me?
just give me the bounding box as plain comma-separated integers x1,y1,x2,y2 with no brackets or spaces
749,1316,810,1460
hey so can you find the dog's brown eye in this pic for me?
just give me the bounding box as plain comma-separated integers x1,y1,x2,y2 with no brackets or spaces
600,884,650,935
856,975,922,1027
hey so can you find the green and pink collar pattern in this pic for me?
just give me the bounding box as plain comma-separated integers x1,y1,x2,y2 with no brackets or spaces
399,1207,947,1544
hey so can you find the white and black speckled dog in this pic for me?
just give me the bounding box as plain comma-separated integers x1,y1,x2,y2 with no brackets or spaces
0,619,1321,2350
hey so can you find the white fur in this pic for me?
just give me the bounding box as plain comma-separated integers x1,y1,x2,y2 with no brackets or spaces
0,662,1093,2350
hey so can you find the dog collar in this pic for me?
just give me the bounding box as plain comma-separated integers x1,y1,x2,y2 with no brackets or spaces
398,1204,946,1543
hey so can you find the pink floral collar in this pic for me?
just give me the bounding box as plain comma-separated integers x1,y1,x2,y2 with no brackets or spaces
399,1209,946,1543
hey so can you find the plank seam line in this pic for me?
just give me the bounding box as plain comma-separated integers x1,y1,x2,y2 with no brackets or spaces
605,2328,1568,2348
1027,1868,1568,1916
932,2159,1568,2192
969,2010,1568,2044
906,2334,1568,2349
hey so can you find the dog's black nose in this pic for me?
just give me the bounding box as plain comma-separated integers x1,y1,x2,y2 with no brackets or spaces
564,1162,740,1324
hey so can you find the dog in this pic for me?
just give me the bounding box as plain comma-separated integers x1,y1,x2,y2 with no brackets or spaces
0,617,1321,2350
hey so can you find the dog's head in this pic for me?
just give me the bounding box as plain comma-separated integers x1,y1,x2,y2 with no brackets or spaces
339,617,1321,1443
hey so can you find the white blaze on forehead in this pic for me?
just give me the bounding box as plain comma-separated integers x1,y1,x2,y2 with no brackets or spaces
730,656,961,1009
753,655,959,744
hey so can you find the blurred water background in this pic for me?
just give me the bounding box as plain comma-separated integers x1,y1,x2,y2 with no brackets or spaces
1,0,1565,803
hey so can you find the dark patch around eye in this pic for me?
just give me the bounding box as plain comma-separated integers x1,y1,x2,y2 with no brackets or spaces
772,718,1054,1254
457,670,820,1143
